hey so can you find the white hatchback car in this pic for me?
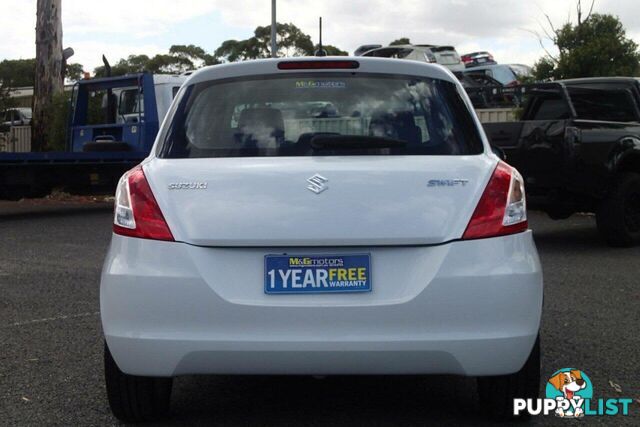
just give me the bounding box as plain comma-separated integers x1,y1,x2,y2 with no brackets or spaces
101,57,543,422
362,45,465,72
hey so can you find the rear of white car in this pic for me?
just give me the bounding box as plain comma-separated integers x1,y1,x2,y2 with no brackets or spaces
101,57,542,422
420,45,465,72
362,45,465,72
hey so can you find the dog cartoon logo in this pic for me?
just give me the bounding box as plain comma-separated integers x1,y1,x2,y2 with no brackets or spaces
546,369,593,418
516,368,632,418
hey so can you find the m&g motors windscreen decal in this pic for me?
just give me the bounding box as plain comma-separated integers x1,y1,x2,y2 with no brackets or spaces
295,80,346,89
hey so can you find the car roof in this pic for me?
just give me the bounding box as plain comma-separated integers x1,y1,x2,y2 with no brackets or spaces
153,74,188,85
557,77,640,86
186,57,458,86
366,45,425,51
464,64,511,72
415,44,456,50
386,44,457,51
4,107,30,112
356,44,382,50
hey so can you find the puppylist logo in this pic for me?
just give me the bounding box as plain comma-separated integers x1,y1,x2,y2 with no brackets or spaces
514,368,633,418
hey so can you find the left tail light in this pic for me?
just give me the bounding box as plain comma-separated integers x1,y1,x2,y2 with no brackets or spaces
462,161,528,240
113,166,174,241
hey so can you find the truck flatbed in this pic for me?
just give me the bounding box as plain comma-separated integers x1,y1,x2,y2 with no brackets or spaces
0,150,145,164
0,71,186,201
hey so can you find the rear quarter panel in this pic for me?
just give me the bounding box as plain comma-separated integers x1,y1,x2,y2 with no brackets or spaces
572,120,640,197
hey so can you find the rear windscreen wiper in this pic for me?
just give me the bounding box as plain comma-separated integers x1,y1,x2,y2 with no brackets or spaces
310,135,407,150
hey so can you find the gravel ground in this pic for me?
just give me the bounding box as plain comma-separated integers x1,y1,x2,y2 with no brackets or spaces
0,210,638,426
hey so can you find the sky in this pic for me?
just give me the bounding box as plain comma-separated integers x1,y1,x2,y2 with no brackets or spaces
1,0,639,72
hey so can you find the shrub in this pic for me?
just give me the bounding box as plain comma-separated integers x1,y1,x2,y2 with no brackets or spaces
45,92,71,151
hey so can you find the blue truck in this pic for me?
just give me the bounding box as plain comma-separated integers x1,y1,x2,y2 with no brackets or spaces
0,72,185,200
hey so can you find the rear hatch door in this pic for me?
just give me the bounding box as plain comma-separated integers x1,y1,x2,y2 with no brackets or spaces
146,155,495,247
431,46,462,66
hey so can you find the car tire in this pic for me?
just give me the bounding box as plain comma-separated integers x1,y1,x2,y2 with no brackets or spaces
476,335,540,420
104,342,173,423
596,172,640,247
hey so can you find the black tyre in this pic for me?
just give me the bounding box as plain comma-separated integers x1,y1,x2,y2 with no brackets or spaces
104,343,173,423
596,172,640,247
477,335,540,420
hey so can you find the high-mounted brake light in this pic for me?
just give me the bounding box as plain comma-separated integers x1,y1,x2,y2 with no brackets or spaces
463,161,528,240
113,166,174,241
277,60,359,70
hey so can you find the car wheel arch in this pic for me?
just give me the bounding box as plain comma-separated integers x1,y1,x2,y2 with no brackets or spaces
610,137,640,175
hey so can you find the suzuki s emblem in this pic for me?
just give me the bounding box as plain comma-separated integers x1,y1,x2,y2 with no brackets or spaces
307,174,328,194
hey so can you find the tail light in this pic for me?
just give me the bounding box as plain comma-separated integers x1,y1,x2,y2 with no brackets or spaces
113,166,174,241
462,161,527,240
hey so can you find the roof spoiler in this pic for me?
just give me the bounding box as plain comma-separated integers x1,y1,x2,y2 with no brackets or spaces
429,46,455,52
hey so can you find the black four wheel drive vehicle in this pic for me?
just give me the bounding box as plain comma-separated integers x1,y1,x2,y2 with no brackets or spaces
484,78,640,247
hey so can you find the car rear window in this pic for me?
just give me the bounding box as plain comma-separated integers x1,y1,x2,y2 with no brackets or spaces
485,66,517,85
529,96,571,121
159,73,484,158
568,87,638,122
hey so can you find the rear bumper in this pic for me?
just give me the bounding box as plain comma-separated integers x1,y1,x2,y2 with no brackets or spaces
101,231,543,377
444,63,466,73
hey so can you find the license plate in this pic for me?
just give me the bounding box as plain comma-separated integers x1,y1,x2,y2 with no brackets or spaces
264,254,372,294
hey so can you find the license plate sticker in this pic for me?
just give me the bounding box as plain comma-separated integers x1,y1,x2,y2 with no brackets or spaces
264,254,371,294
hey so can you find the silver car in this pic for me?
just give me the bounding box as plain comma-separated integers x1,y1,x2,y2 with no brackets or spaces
361,44,465,72
1,108,31,129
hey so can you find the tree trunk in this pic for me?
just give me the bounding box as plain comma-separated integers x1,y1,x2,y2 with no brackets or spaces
32,0,63,152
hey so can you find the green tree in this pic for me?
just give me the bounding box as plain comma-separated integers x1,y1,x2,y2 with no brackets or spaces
389,38,411,46
215,23,315,61
146,44,222,74
65,63,84,82
214,39,260,62
315,44,348,56
532,57,556,81
0,82,15,113
93,44,221,76
0,59,85,85
94,54,152,77
0,59,36,87
169,44,219,67
45,91,71,151
146,54,192,74
533,11,640,79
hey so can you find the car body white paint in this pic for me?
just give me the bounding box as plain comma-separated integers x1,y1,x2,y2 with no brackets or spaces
101,57,543,377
